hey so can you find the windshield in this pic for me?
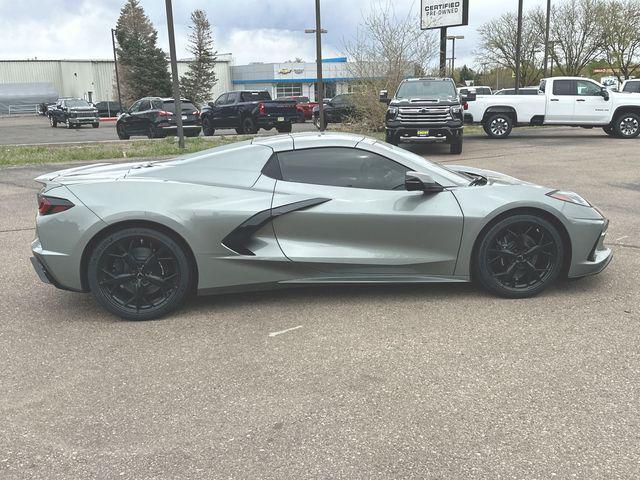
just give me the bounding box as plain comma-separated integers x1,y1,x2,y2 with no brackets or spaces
396,80,457,100
66,99,91,108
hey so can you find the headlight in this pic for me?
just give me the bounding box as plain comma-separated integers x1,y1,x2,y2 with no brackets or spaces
547,190,591,207
450,105,462,114
69,112,77,118
387,106,398,118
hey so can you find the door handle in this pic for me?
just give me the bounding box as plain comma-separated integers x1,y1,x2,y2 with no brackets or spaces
576,99,586,102
550,98,559,101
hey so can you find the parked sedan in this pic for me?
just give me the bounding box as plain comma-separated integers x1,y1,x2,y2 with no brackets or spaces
31,132,611,320
116,97,201,139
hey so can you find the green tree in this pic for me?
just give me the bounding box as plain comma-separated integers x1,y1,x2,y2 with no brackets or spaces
459,65,476,82
180,9,218,105
114,0,171,107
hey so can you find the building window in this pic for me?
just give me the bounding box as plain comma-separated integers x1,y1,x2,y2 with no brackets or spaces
276,83,303,98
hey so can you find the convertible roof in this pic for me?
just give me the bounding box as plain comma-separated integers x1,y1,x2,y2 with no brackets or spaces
252,132,367,152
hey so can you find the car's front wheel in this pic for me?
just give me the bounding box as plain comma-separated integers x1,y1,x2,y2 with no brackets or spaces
385,130,399,145
474,214,564,298
116,122,130,140
202,117,215,136
88,227,193,320
483,113,513,139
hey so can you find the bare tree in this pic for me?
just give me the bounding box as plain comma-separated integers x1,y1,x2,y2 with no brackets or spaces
599,0,640,81
474,9,545,87
545,0,604,76
343,1,437,131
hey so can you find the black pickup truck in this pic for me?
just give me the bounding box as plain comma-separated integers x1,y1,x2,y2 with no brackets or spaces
200,90,298,136
48,98,100,129
379,78,475,154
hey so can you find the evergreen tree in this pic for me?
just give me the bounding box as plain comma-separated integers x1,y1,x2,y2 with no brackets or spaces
114,0,171,107
180,9,217,106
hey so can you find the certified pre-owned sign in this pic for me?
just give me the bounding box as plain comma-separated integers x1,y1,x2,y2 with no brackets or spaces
421,0,469,29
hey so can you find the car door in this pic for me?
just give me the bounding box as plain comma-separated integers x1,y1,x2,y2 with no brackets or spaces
270,146,464,276
209,94,227,127
545,79,576,123
224,92,242,127
574,79,611,124
121,100,142,133
132,99,153,133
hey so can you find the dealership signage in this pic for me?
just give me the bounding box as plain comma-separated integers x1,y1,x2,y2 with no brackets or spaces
421,0,469,29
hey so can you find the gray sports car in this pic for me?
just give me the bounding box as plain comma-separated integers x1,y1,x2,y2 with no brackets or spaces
31,132,611,320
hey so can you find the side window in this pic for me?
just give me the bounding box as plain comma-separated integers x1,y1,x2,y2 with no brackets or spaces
576,80,601,96
552,80,576,96
139,100,151,111
623,81,640,93
226,92,239,104
129,100,142,113
277,147,409,190
151,99,164,110
214,94,227,106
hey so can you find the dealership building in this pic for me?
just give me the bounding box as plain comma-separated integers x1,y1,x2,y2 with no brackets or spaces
0,55,358,113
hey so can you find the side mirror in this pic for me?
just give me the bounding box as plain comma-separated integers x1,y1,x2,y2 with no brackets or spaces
379,90,390,104
405,171,444,193
601,87,610,101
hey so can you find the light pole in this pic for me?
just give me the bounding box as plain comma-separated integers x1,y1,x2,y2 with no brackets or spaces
514,0,524,93
305,0,327,131
164,0,184,149
446,35,464,78
543,0,552,76
110,28,122,109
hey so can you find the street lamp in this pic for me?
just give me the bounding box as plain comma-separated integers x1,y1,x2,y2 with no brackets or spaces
446,35,464,78
305,0,327,131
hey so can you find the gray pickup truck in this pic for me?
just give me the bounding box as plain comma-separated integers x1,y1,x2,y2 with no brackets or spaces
48,98,99,129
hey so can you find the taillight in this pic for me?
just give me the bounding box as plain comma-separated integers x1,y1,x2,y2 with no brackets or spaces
258,102,266,115
193,110,200,117
464,103,469,110
38,195,74,215
158,110,172,117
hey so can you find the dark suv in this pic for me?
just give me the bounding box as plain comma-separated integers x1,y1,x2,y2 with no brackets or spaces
116,97,201,140
312,94,358,129
380,78,474,154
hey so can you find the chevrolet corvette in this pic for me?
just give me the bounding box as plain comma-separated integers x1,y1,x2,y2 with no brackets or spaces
31,132,612,320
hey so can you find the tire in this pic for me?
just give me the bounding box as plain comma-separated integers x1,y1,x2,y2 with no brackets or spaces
276,123,292,133
474,214,564,298
49,116,57,128
483,113,513,139
116,123,130,140
385,130,398,145
449,133,463,154
92,123,99,128
66,121,74,129
603,125,614,136
612,112,640,138
87,227,193,321
202,117,215,136
239,116,258,134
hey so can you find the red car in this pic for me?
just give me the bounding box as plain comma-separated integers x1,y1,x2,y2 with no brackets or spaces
280,96,317,122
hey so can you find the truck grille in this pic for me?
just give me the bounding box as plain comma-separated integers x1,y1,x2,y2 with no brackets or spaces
75,111,96,118
397,106,452,123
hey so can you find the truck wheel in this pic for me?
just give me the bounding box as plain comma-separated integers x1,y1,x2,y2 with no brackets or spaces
240,117,258,135
612,112,640,138
483,113,513,139
49,116,57,128
116,123,130,140
276,123,292,133
385,131,399,146
603,125,614,136
202,117,215,136
449,136,463,154
66,121,74,129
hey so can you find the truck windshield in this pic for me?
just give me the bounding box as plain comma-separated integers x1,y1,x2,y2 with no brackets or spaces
66,99,91,108
396,81,456,100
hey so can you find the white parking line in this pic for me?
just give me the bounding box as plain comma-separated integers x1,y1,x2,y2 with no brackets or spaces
268,325,303,337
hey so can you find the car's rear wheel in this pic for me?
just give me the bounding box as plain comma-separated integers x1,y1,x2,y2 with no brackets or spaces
88,227,192,320
202,117,215,136
612,112,640,138
240,117,258,134
483,113,513,139
116,123,130,140
474,214,564,298
276,123,292,133
66,121,74,129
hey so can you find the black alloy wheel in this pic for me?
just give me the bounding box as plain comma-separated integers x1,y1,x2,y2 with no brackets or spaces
475,215,564,298
88,227,192,320
240,117,258,134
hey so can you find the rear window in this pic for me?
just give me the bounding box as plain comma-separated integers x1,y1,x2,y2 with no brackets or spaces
241,91,271,102
163,101,197,113
623,81,640,93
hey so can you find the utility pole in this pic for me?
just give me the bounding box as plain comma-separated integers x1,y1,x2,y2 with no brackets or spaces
543,0,552,76
111,28,122,109
305,0,327,131
439,27,448,76
164,0,184,149
514,0,524,93
446,35,464,78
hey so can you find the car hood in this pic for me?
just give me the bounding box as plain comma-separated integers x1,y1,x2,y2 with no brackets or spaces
34,161,158,186
446,165,535,186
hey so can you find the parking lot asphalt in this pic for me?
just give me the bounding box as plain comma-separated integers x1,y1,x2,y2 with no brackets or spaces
1,128,639,479
0,115,318,145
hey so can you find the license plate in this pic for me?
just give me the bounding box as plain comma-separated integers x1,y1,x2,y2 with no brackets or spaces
181,115,187,120
278,117,285,122
417,130,429,136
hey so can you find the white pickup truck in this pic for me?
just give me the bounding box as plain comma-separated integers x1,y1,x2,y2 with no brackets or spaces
465,76,640,139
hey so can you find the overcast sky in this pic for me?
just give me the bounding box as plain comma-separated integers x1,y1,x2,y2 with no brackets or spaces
0,0,548,68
